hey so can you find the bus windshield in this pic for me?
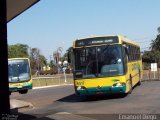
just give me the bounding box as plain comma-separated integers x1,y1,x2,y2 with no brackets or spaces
74,45,125,79
8,59,30,82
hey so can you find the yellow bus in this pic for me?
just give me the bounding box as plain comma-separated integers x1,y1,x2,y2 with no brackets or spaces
70,35,142,96
8,58,32,94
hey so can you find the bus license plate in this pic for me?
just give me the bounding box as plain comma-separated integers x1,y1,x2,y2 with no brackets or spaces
96,91,103,94
17,86,22,88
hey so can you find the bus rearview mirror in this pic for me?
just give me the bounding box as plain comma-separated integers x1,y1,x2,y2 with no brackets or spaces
67,47,73,63
123,44,129,55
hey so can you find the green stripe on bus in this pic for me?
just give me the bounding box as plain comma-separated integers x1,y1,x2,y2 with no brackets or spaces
76,86,126,95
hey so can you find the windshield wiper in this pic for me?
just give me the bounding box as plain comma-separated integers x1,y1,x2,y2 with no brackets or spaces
17,65,20,81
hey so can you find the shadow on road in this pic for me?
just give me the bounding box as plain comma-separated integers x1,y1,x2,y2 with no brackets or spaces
57,94,84,102
57,93,127,103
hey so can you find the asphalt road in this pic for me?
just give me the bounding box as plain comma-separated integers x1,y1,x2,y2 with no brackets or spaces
10,81,160,120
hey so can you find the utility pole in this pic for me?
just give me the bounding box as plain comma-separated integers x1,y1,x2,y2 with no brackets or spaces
0,0,10,115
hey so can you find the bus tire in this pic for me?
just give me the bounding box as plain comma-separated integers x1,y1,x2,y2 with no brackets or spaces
128,76,132,94
138,70,141,86
19,90,28,94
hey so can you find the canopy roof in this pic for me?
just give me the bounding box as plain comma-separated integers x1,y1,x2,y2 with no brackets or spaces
7,0,40,22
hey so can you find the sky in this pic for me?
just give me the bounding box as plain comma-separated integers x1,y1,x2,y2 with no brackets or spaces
8,0,160,61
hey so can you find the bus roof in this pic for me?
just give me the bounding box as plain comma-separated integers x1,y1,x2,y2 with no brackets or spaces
8,58,30,60
118,35,140,46
73,35,140,47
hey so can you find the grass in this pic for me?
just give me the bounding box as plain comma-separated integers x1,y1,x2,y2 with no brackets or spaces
32,75,73,87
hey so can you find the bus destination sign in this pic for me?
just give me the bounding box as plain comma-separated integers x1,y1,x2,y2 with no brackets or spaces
75,36,119,47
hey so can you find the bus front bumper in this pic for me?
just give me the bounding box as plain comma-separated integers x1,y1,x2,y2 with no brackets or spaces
76,86,126,96
9,84,32,92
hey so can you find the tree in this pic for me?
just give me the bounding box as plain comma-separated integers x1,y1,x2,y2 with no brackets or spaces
157,27,160,34
39,54,47,67
29,48,47,73
142,51,160,63
8,44,29,58
59,47,72,62
150,35,160,51
49,60,55,68
150,27,160,51
142,50,160,69
53,47,63,64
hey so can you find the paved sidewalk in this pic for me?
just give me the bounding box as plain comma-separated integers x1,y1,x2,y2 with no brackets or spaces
10,99,33,110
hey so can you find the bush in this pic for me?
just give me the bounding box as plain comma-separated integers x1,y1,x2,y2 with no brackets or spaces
39,68,58,75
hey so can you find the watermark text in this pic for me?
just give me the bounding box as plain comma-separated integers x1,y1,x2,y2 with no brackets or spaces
119,114,157,120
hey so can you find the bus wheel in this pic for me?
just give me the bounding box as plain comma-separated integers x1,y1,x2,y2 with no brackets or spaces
19,90,28,94
138,70,141,86
128,76,132,94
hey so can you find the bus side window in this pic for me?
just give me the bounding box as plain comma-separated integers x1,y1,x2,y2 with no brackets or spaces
123,46,128,74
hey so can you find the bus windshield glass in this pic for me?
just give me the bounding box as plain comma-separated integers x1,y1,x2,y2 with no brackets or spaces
74,45,125,79
8,59,30,82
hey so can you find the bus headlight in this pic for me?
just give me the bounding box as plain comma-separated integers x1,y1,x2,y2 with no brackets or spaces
76,86,86,90
112,82,126,87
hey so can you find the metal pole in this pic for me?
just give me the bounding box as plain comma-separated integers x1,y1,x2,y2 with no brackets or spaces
63,68,67,83
58,67,60,84
158,68,159,80
0,0,10,114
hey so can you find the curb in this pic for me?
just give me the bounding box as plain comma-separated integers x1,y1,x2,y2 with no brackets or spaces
10,99,33,110
34,112,96,120
33,84,73,90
